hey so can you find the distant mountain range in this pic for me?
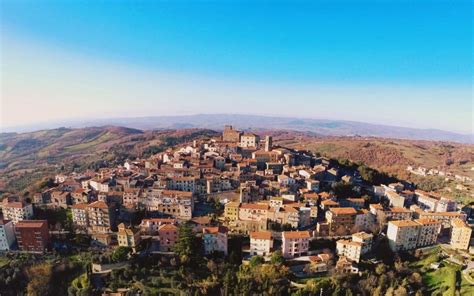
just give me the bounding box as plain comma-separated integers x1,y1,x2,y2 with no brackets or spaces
2,114,472,143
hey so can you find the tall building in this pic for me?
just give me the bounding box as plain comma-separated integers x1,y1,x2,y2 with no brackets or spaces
158,224,178,252
326,207,357,235
282,231,310,258
2,200,34,224
222,125,241,142
387,219,441,252
15,220,50,253
0,219,16,251
415,218,441,247
87,201,114,233
450,219,472,250
250,231,273,256
387,220,420,252
264,135,273,152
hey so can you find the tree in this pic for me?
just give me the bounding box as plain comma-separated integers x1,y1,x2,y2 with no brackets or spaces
26,263,53,296
249,255,264,268
112,246,131,262
332,182,356,199
270,251,284,265
174,223,202,267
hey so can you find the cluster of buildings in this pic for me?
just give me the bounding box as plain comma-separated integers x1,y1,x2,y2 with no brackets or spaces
0,125,472,274
406,165,473,183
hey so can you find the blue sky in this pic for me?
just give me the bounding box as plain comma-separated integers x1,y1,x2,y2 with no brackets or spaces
1,0,472,133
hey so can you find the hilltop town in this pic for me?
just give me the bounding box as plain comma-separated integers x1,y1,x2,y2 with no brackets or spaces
0,125,473,295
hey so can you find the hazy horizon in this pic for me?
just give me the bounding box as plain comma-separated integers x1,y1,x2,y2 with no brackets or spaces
1,1,472,134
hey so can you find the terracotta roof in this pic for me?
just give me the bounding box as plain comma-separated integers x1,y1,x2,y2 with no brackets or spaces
191,216,211,225
250,231,272,240
141,218,176,224
321,200,339,206
203,226,228,234
72,203,88,210
225,202,240,208
87,201,109,209
415,218,441,225
329,207,357,215
419,211,466,217
4,201,29,209
283,231,311,239
451,218,470,228
347,198,364,203
162,190,193,197
15,220,48,229
390,207,412,213
337,239,362,247
158,224,178,231
240,203,269,210
389,220,419,228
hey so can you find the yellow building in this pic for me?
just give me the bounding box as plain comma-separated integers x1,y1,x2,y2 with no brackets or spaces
117,223,141,249
450,219,472,250
224,202,240,222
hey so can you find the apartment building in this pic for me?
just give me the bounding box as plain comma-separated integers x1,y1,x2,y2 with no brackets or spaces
87,201,114,233
0,219,16,251
148,190,194,220
336,239,363,263
282,231,310,258
15,220,50,253
352,232,373,255
158,224,178,252
336,232,373,263
325,207,357,235
202,226,228,255
250,231,273,256
413,208,467,228
386,190,405,208
166,177,196,193
387,220,420,252
239,203,270,222
71,203,89,232
437,197,457,212
140,218,176,235
354,209,375,232
2,200,34,224
387,219,441,252
415,218,441,247
224,202,240,222
450,219,472,250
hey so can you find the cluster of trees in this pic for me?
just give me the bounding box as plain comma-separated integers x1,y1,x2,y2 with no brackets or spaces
92,246,132,264
0,253,87,296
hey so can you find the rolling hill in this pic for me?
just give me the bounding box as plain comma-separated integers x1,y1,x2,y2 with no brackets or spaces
3,114,472,143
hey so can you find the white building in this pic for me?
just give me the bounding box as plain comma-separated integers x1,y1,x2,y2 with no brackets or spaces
336,232,373,263
387,220,420,252
203,226,228,255
282,231,310,258
240,133,259,148
387,219,441,252
415,218,441,247
2,201,34,224
250,231,273,256
0,219,16,251
450,219,472,250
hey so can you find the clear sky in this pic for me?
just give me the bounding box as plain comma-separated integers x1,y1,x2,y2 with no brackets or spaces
0,0,472,134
